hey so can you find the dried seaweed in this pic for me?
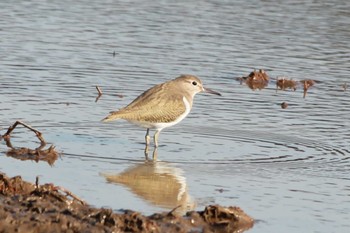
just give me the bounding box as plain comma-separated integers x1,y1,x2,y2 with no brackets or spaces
276,77,298,91
241,69,269,90
1,121,59,165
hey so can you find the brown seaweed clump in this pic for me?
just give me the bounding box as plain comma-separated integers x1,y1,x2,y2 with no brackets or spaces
276,77,298,91
241,69,269,90
0,173,254,233
275,78,316,98
301,79,316,98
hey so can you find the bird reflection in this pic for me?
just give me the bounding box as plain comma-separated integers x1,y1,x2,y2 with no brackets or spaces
144,146,159,160
102,160,195,215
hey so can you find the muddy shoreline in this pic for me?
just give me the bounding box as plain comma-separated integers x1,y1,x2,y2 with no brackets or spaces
0,173,254,233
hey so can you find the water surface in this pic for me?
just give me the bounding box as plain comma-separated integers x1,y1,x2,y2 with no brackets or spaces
1,1,350,232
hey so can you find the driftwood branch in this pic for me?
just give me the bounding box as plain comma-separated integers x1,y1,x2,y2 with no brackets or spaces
2,120,46,145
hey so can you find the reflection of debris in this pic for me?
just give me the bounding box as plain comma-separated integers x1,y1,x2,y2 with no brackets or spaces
241,69,269,90
215,188,227,193
6,145,58,166
276,77,297,91
1,121,59,165
0,173,254,233
114,93,124,98
281,102,288,109
301,79,315,98
342,83,347,91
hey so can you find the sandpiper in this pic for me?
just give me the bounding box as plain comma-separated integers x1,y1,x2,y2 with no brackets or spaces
102,74,221,149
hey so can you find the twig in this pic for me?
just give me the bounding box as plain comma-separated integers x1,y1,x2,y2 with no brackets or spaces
95,85,103,102
2,121,46,145
96,85,103,96
167,205,182,216
115,93,124,98
56,186,87,205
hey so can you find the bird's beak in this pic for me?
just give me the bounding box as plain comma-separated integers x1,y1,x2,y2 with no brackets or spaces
203,87,221,96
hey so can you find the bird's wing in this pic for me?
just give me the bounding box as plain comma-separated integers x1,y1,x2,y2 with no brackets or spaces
102,84,187,123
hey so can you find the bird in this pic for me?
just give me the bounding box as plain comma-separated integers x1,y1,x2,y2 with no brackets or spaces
102,74,221,149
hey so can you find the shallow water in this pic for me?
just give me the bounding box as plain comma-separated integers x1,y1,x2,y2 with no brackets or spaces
1,0,350,232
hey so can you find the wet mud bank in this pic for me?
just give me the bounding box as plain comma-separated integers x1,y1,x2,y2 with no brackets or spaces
0,173,254,233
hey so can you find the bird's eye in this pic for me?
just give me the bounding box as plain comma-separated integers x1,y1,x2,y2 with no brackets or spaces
192,81,197,86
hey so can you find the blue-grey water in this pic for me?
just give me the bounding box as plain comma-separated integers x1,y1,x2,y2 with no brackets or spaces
1,0,350,232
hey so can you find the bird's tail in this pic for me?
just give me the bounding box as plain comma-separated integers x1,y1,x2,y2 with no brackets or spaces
101,112,120,122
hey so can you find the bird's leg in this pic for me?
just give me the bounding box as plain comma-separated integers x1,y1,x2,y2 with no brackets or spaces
144,129,151,160
144,149,149,160
154,130,160,148
145,128,151,146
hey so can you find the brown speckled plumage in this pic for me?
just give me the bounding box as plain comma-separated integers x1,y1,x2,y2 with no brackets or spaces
103,75,198,123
